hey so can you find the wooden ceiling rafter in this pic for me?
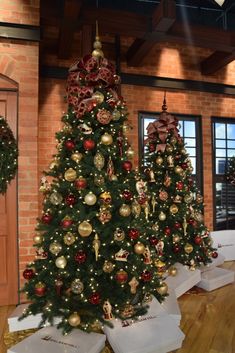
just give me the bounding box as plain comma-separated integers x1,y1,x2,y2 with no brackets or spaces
201,50,235,75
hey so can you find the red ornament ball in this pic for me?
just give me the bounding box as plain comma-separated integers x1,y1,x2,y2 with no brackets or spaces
188,178,194,186
181,163,188,170
42,213,52,224
194,236,202,245
35,282,46,297
89,292,101,305
122,161,132,172
141,270,152,282
61,218,73,228
74,250,87,264
122,190,133,201
65,194,76,206
176,181,184,190
128,228,140,240
74,178,87,190
174,222,181,229
164,226,171,236
115,270,128,283
149,236,158,246
173,245,181,253
138,196,147,205
65,140,75,151
83,139,95,151
23,268,35,280
212,251,218,259
149,143,156,152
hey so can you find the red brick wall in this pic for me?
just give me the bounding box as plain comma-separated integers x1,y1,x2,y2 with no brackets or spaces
0,1,39,290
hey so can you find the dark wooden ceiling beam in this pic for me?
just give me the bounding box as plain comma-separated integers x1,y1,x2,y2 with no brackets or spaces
126,0,176,66
58,0,82,59
201,51,235,75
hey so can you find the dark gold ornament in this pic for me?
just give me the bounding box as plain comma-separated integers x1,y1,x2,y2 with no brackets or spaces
71,152,83,163
126,146,135,159
114,228,125,241
119,204,131,217
68,312,81,327
94,152,105,170
184,243,194,254
166,145,173,153
49,192,63,205
64,168,77,181
170,204,178,214
168,266,177,276
78,221,92,237
175,165,183,174
156,282,168,295
156,156,163,165
134,242,145,254
34,234,43,244
173,234,180,243
71,279,84,294
49,242,62,255
94,175,105,186
63,232,76,245
103,260,115,273
112,109,121,121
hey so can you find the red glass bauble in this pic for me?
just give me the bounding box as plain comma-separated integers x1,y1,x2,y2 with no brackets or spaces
83,139,95,151
141,270,152,282
74,178,87,190
181,163,188,170
115,270,128,283
174,222,181,229
149,236,158,246
122,161,132,171
35,283,46,297
42,213,52,224
65,194,76,206
23,268,35,280
61,218,73,228
74,250,87,263
188,178,193,186
188,218,195,225
176,181,184,190
212,251,218,259
173,245,181,253
149,143,155,152
122,190,133,201
138,196,147,205
164,226,171,236
65,140,75,150
194,236,202,245
128,228,140,240
89,292,101,305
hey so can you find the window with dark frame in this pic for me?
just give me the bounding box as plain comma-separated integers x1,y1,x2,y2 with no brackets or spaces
138,112,203,192
212,118,235,230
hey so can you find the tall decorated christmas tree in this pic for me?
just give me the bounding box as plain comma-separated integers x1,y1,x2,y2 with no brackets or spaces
21,30,166,334
142,97,217,272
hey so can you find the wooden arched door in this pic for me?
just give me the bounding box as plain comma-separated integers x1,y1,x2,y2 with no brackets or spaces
0,75,18,305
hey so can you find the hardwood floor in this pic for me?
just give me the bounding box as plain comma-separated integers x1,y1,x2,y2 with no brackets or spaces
0,262,234,353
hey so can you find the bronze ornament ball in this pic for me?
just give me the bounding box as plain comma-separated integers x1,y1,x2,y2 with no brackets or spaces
78,221,93,237
156,282,168,295
119,204,131,217
34,234,43,244
168,266,177,276
71,152,83,163
49,192,63,205
174,165,183,174
49,242,62,255
184,243,194,254
68,312,81,327
134,242,145,254
100,132,113,145
64,168,77,181
71,279,84,294
170,204,179,214
103,260,115,273
156,156,163,165
92,91,105,104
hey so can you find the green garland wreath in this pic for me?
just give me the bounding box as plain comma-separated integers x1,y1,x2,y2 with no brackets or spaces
226,156,235,186
0,116,18,194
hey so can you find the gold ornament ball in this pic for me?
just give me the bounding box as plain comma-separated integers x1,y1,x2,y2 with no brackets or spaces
94,175,105,186
168,266,177,276
156,156,163,165
154,259,166,270
114,228,125,241
184,243,194,254
119,204,131,217
49,159,59,170
173,234,180,243
103,260,115,273
181,148,187,154
196,194,203,203
78,221,92,237
184,193,193,203
71,152,83,163
49,192,63,205
126,147,135,159
174,165,183,174
101,132,113,145
166,145,173,153
64,168,77,181
170,204,178,214
63,232,76,245
71,279,84,294
152,222,159,231
156,282,168,295
134,242,145,255
84,192,97,206
34,234,43,244
159,211,166,221
68,312,81,327
110,174,118,181
92,91,105,104
49,242,62,255
170,137,177,145
121,304,134,318
112,109,121,121
55,256,67,269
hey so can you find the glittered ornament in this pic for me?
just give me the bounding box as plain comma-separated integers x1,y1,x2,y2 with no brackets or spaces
122,161,132,172
149,236,158,246
42,213,52,224
103,260,115,273
173,234,180,243
152,222,159,231
112,109,121,121
99,191,112,205
35,282,46,297
156,282,168,295
97,109,112,125
49,160,59,170
65,194,76,206
49,242,62,255
83,139,95,151
74,250,87,264
71,279,84,294
114,228,125,241
212,251,218,258
121,304,134,318
184,243,194,254
122,189,133,201
34,234,43,244
194,211,203,222
64,140,75,150
64,168,77,181
115,269,128,283
164,226,171,236
141,270,152,282
94,175,105,186
159,211,166,221
131,200,141,218
196,194,203,203
84,192,97,206
184,193,193,203
174,165,183,174
119,204,131,217
128,228,140,240
78,221,92,237
75,177,87,190
23,268,35,280
68,312,81,327
101,132,113,145
94,152,105,170
166,145,173,153
63,232,76,245
71,152,83,163
159,190,168,201
154,260,166,274
156,156,163,165
92,91,104,103
170,204,178,214
174,222,181,229
176,181,184,190
89,292,101,305
55,256,67,268
49,192,63,205
126,146,135,159
134,242,145,254
61,216,73,228
194,236,202,245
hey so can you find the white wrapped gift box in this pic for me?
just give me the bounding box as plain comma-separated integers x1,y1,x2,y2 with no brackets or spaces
197,267,234,291
165,263,201,298
8,303,61,332
200,253,225,272
210,230,235,261
103,298,185,353
160,289,181,326
7,326,106,353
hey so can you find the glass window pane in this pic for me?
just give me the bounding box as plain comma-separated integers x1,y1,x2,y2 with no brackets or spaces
184,121,196,137
185,147,196,156
228,149,235,157
216,139,226,148
184,138,196,147
215,183,227,230
227,124,235,139
228,140,235,148
144,118,155,132
178,120,183,135
216,148,226,157
190,157,196,174
216,158,226,174
215,123,225,138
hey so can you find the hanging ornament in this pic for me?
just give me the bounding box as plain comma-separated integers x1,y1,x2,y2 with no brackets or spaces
55,278,63,295
173,234,181,243
121,304,134,318
39,176,50,193
49,159,59,170
194,211,203,222
49,192,63,205
115,269,128,283
55,256,67,268
164,173,171,187
78,122,93,135
170,136,177,145
99,191,112,206
119,204,131,217
155,240,164,256
71,152,83,163
128,228,139,240
148,170,156,183
184,243,194,254
149,143,156,152
89,292,101,305
61,216,73,228
128,277,139,294
168,266,177,276
117,132,123,157
176,181,184,190
126,146,135,159
154,260,166,276
134,242,145,254
143,293,153,303
75,177,87,190
84,192,97,206
170,204,178,214
131,200,141,218
174,165,183,174
122,189,133,201
122,161,132,172
141,270,152,282
97,109,112,125
92,91,105,103
64,168,77,182
143,246,152,264
78,221,92,237
103,260,115,273
151,194,156,213
196,194,203,203
74,250,87,264
65,194,76,206
112,109,121,121
41,213,52,224
35,247,48,260
103,300,113,320
152,222,159,231
174,195,182,203
23,268,35,280
159,211,166,221
212,251,218,258
98,206,112,223
167,155,174,168
83,139,95,151
92,233,100,261
159,189,168,201
71,279,84,294
156,156,163,165
35,282,46,297
94,175,105,186
122,121,131,136
107,157,115,179
114,228,125,241
174,222,181,229
63,232,76,245
115,249,129,261
33,233,43,244
68,312,81,327
149,236,159,246
183,217,188,236
94,152,105,170
156,282,168,295
164,226,171,236
49,242,62,255
101,132,113,145
64,140,75,151
194,235,202,245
